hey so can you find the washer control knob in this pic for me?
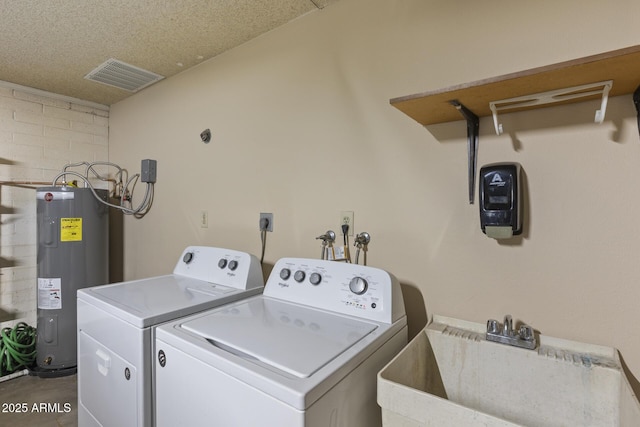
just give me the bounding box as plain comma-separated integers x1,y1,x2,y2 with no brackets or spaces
349,277,368,295
228,260,238,271
294,270,306,283
218,259,228,269
183,252,194,264
279,268,291,280
309,272,322,285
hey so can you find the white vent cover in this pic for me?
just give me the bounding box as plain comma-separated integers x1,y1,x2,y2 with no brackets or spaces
84,58,164,92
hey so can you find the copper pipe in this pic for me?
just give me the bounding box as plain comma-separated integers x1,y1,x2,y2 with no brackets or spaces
0,181,51,186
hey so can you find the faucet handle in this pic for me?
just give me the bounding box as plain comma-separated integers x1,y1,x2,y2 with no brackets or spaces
487,319,499,334
519,325,535,341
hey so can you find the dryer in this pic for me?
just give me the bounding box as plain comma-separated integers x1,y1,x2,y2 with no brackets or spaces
77,246,264,427
154,257,407,426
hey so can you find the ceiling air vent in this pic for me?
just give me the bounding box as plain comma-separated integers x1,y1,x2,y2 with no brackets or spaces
84,58,164,92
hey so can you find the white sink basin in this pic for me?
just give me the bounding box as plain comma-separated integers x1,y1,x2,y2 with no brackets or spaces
378,315,640,426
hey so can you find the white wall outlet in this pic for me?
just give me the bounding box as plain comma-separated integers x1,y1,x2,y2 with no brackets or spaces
200,210,208,228
340,211,354,236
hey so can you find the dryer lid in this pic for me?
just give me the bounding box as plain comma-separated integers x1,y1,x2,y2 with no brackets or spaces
181,297,378,378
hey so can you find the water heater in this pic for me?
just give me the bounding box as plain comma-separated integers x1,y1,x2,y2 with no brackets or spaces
36,186,109,376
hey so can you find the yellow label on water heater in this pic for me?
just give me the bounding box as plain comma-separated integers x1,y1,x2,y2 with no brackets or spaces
60,218,82,242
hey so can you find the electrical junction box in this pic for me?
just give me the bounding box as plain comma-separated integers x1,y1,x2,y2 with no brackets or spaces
479,162,523,239
141,159,157,183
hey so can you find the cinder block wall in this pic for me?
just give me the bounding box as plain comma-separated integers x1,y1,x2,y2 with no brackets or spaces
0,82,109,329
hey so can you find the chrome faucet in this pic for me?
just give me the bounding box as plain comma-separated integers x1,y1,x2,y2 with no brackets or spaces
316,230,336,260
486,314,536,350
354,232,370,265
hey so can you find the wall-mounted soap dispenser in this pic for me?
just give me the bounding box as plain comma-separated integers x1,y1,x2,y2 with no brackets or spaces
479,162,523,239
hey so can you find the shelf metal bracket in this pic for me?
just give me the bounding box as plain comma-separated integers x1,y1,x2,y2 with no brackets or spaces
633,85,640,139
450,100,479,204
489,80,613,135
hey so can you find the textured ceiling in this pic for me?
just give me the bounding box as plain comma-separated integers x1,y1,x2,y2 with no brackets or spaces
0,0,338,106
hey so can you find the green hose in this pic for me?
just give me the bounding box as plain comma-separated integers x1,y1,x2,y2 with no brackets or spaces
0,322,36,377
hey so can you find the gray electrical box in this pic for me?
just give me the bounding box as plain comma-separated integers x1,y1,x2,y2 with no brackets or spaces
141,159,157,183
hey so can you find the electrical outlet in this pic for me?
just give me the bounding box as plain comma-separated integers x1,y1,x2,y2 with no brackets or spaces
200,210,208,228
259,213,273,232
340,211,354,236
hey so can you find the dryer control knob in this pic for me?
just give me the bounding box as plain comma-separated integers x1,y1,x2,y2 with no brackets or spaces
349,277,368,295
218,259,228,269
294,270,306,283
279,268,291,280
309,272,322,285
183,252,194,264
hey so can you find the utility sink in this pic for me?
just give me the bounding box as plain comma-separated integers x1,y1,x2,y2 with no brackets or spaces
378,315,640,426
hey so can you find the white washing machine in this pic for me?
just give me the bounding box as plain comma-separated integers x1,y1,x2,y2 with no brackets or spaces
77,246,264,427
154,257,407,427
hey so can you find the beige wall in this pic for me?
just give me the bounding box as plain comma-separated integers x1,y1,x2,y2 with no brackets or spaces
109,0,640,378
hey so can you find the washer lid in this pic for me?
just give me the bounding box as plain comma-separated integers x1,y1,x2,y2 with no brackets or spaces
80,275,249,327
181,297,378,378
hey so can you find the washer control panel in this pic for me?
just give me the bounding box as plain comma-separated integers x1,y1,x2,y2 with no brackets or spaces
264,258,402,323
173,246,264,291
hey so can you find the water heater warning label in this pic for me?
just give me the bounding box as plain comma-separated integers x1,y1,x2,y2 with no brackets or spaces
38,278,62,310
60,218,82,242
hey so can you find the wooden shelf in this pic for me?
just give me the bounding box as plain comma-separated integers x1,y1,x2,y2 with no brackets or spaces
391,45,640,127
